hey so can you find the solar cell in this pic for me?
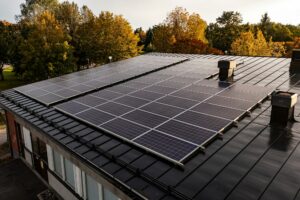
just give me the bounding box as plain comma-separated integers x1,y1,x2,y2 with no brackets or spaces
130,90,164,101
56,101,89,114
115,96,149,107
134,131,198,161
76,109,114,126
140,102,184,118
157,120,216,145
191,103,245,120
101,118,149,140
96,102,132,115
123,110,168,128
205,96,256,110
158,95,199,109
175,111,232,132
75,95,106,107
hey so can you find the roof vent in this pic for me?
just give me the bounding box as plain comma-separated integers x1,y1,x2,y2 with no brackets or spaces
270,91,298,126
290,49,300,72
218,60,236,81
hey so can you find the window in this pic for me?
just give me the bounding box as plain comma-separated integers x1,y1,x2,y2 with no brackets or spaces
103,188,119,200
64,159,75,189
53,150,63,178
86,175,101,200
22,127,32,152
46,145,54,171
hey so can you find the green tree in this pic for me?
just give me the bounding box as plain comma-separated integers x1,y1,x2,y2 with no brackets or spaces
18,0,58,21
206,11,243,52
18,11,76,81
0,21,13,80
134,27,146,46
144,28,154,51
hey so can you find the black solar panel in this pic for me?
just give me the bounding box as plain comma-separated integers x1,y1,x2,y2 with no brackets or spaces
156,120,216,145
76,109,114,126
101,118,149,140
134,131,198,162
96,102,132,115
53,58,272,165
15,55,186,105
140,102,184,118
175,111,232,132
191,103,245,120
123,110,168,128
56,101,89,114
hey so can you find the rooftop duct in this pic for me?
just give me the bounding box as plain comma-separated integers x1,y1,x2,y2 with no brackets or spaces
290,49,300,72
270,91,298,127
218,60,236,81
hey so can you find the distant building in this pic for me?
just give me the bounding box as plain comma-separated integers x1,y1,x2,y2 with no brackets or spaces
0,53,300,200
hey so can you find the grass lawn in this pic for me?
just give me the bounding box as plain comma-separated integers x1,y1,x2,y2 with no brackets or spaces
0,66,27,91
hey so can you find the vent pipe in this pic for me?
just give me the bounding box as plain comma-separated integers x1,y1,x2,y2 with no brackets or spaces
270,91,298,127
218,60,236,81
290,49,300,72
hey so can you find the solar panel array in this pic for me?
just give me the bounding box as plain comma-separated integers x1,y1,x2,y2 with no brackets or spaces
55,59,274,164
14,55,187,105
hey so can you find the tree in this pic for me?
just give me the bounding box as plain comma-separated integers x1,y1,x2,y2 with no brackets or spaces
18,11,76,81
144,28,154,51
55,2,81,37
206,11,243,52
77,11,141,64
231,30,273,56
172,38,223,55
152,24,175,52
0,21,13,80
134,27,146,46
165,7,207,42
152,7,208,53
259,14,293,42
18,0,58,21
216,11,243,27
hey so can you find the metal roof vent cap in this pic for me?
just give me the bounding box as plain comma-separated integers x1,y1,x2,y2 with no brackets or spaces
290,49,300,72
270,91,298,127
218,60,236,82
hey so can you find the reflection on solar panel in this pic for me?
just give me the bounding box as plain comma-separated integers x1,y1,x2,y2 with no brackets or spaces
55,58,272,165
14,55,187,105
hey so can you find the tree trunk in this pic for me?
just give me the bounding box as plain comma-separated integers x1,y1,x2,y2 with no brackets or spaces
0,64,4,81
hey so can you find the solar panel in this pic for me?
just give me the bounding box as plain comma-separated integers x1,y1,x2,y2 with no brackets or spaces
156,120,216,145
134,131,198,161
14,55,187,105
54,58,272,165
191,103,245,120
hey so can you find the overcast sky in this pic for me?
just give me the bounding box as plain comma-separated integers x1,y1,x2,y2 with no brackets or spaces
0,0,299,29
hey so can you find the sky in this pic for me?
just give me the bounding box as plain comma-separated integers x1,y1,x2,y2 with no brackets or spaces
0,0,299,29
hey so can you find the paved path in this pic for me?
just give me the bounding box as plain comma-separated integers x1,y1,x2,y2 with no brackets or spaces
0,128,7,146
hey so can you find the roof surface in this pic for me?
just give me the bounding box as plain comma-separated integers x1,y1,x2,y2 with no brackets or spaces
1,53,300,200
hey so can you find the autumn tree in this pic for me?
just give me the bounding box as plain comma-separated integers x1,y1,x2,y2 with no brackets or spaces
206,11,243,52
164,7,207,42
152,7,208,52
77,11,141,64
152,24,175,52
18,11,76,81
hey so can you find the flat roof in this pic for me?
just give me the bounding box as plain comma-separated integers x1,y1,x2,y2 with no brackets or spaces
1,53,300,200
